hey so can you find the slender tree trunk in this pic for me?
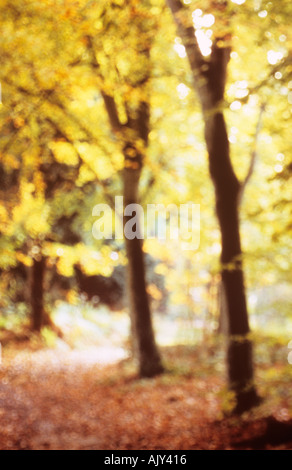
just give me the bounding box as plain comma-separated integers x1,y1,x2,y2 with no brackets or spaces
87,6,164,378
205,112,260,412
124,166,164,377
31,256,45,332
100,88,164,378
167,0,261,412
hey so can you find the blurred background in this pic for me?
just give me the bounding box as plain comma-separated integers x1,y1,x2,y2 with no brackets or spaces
0,0,291,450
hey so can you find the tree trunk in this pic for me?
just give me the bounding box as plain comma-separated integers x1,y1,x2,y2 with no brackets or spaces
100,87,164,378
167,0,260,412
205,112,260,413
31,256,45,332
123,165,164,378
218,278,228,335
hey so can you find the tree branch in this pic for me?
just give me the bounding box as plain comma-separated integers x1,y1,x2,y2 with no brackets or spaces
166,0,205,91
238,103,266,205
85,35,123,134
101,91,123,133
45,116,116,208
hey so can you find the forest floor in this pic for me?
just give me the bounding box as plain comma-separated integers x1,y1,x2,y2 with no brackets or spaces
0,335,292,450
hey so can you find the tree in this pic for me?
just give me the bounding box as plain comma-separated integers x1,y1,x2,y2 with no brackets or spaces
0,0,164,376
85,1,164,377
0,0,120,332
166,0,262,412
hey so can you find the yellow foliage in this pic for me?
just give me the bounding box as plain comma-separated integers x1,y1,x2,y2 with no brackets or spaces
15,252,33,267
24,211,50,237
1,154,20,170
57,257,75,277
154,263,169,276
0,205,8,229
76,164,96,186
147,283,162,301
66,289,79,305
49,141,79,166
76,143,115,180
